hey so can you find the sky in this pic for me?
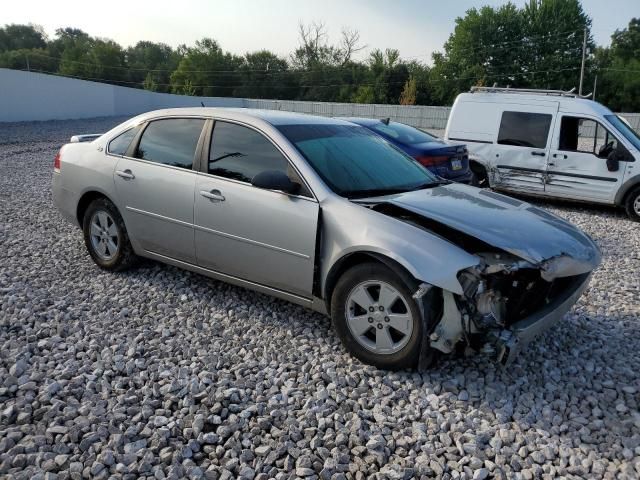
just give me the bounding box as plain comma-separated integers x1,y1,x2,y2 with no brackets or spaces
3,0,638,62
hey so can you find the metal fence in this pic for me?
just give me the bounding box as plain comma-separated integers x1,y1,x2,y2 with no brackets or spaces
243,98,640,134
243,99,453,129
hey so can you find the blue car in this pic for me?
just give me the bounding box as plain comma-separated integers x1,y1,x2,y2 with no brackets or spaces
343,117,472,183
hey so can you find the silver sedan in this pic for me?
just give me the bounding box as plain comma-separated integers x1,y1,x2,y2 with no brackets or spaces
52,108,601,369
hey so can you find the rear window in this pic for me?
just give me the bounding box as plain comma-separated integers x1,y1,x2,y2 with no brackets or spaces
497,111,552,149
135,118,205,169
370,122,439,145
108,126,139,156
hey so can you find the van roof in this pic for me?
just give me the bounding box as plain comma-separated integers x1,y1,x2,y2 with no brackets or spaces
455,92,614,117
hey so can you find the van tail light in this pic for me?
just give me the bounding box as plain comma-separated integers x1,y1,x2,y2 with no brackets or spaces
54,151,61,172
415,154,449,167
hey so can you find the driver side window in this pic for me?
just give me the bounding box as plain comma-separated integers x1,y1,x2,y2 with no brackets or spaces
209,121,312,197
559,116,618,156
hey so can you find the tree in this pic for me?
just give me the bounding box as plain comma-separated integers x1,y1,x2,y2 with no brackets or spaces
170,38,243,96
428,0,592,104
399,76,417,105
594,18,640,111
126,41,179,92
0,24,46,52
231,50,293,99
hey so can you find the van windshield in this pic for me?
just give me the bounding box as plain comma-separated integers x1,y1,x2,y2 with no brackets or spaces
605,115,640,152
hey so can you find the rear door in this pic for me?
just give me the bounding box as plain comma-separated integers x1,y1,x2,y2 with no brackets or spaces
545,115,626,203
492,107,558,194
194,120,319,297
114,117,206,263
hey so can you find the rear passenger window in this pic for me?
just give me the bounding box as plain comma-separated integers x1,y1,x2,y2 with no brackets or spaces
497,111,552,149
135,118,205,169
108,126,139,156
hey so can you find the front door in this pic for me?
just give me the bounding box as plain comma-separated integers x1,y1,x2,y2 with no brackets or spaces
545,115,626,203
194,120,318,297
114,118,206,263
492,107,558,194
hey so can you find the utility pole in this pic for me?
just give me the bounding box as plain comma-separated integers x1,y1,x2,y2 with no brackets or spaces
593,74,597,100
25,54,30,72
579,27,587,96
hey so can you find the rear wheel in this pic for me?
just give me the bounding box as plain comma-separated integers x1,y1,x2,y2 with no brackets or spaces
82,198,136,270
331,263,426,370
624,186,640,222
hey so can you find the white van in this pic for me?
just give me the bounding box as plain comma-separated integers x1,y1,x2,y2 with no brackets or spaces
445,87,640,220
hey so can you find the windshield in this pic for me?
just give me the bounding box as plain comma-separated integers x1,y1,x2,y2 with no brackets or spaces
369,121,439,145
277,124,439,198
605,115,640,152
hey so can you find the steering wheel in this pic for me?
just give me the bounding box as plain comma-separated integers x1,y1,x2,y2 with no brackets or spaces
598,140,615,158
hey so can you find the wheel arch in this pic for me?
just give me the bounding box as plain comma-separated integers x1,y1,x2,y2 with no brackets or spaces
76,189,118,226
615,176,640,206
323,251,419,313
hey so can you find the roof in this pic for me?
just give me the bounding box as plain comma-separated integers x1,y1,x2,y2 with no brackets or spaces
457,92,614,117
135,107,357,126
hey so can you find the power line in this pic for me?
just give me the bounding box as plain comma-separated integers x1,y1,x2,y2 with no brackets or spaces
24,65,582,91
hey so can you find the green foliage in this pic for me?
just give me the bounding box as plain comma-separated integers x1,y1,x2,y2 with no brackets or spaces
170,38,243,96
0,24,46,52
594,18,640,111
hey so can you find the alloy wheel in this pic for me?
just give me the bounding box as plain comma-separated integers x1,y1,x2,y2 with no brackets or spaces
90,210,119,261
345,280,414,355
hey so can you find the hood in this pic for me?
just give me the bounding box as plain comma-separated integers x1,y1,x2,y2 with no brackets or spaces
361,183,601,269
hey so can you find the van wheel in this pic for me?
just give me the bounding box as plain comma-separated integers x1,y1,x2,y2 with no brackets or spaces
331,263,428,370
82,198,137,270
470,163,489,188
624,186,640,222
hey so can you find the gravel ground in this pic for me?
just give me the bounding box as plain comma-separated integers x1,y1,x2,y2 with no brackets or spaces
1,118,639,480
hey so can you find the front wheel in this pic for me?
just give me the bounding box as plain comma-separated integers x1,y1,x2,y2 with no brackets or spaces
82,198,137,271
331,263,426,370
624,186,640,222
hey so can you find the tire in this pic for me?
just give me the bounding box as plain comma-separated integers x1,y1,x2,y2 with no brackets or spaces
624,186,640,222
331,262,425,370
470,163,489,188
82,198,137,271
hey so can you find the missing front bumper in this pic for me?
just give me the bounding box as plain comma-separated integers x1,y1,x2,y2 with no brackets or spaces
492,272,592,364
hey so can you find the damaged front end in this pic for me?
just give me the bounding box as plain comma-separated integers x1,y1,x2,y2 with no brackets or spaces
429,252,593,364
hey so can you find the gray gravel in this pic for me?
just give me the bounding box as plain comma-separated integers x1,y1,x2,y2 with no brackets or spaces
1,118,639,480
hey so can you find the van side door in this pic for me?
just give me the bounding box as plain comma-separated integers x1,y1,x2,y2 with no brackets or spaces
491,106,558,195
545,115,627,203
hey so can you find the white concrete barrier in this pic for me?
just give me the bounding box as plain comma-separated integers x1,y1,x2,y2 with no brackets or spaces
0,69,244,122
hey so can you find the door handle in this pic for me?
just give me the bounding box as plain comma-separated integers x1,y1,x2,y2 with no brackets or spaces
531,151,546,157
200,189,225,202
115,169,135,180
552,153,568,159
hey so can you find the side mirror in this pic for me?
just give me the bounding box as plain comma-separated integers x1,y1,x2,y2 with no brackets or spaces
597,141,615,159
251,170,300,194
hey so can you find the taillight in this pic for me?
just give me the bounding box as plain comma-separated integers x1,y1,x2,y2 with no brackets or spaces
415,155,449,167
53,151,61,172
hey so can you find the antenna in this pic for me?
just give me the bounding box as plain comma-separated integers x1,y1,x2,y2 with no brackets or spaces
201,101,205,107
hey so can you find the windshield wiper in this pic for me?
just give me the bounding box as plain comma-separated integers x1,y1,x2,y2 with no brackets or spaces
346,188,407,199
409,179,450,191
